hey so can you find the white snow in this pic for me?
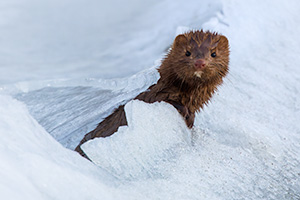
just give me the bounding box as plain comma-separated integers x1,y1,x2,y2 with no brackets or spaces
0,0,300,199
0,95,117,200
82,100,191,180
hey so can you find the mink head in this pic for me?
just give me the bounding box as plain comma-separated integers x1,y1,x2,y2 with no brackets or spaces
159,30,230,88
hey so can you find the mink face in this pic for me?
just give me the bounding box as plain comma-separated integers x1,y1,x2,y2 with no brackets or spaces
159,31,229,87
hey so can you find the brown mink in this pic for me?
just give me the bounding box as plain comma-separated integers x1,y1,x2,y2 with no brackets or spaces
75,30,230,158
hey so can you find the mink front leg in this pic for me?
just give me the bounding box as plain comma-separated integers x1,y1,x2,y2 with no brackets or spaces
74,105,127,157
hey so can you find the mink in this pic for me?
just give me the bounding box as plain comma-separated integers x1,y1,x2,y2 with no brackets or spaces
75,30,230,158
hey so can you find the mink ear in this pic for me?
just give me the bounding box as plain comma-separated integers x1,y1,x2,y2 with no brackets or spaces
218,35,229,46
173,34,187,48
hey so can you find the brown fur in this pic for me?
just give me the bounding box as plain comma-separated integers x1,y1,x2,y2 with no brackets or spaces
75,30,230,158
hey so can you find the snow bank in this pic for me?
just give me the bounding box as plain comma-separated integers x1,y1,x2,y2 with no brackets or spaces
82,100,191,180
81,98,300,199
0,95,118,200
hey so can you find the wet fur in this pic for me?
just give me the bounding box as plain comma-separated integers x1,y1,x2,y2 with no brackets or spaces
75,30,230,158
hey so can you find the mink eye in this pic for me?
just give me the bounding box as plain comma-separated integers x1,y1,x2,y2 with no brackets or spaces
185,51,191,57
211,52,217,58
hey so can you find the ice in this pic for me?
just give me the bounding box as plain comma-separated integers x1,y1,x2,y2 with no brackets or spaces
0,0,300,199
13,67,159,149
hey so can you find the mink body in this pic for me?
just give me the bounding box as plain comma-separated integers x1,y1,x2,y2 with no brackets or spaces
75,30,230,158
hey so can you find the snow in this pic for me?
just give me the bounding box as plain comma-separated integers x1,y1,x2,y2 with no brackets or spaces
0,0,300,199
0,95,117,200
82,100,191,180
0,0,220,84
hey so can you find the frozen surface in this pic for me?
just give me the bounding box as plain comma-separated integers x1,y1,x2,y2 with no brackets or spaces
0,0,300,199
14,67,159,149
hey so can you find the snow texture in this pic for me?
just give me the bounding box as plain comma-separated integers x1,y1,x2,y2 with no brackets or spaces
0,0,300,199
82,100,191,180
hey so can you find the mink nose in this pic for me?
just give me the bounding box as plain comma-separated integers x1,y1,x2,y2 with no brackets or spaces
194,59,206,70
